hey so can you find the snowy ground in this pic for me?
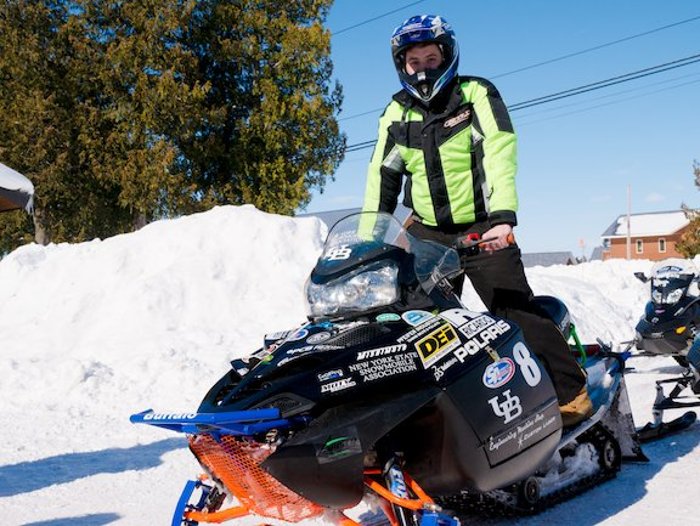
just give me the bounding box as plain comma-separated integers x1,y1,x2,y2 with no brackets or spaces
1,205,698,526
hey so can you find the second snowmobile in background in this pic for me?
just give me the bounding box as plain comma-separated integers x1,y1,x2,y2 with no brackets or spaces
131,212,644,526
634,258,700,440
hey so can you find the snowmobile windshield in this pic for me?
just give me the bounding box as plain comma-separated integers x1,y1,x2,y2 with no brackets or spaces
649,259,697,305
306,212,461,319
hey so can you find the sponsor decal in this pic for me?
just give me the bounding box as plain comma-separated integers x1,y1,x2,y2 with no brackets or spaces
516,411,558,450
324,244,352,261
432,356,459,381
376,313,402,323
439,308,482,327
318,369,344,382
454,320,511,362
402,310,435,326
286,345,315,355
307,331,332,344
397,316,443,343
349,353,417,382
486,404,561,464
455,315,496,339
277,356,300,367
488,389,523,424
286,328,309,342
416,323,461,368
321,378,357,393
143,412,197,421
444,109,471,128
482,358,516,389
313,344,345,351
357,344,407,360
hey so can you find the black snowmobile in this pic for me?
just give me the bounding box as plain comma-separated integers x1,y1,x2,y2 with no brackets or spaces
633,259,700,441
131,212,644,526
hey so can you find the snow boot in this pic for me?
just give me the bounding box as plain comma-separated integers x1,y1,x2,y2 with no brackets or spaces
559,385,593,427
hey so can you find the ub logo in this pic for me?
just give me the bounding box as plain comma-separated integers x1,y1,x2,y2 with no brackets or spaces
487,389,523,424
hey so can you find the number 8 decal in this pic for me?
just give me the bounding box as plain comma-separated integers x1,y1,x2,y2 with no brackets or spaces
513,342,541,387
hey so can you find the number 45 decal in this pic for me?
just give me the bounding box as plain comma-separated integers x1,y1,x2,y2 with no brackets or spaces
512,342,542,387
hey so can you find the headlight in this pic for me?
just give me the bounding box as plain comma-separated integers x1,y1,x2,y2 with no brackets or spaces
664,288,684,304
653,286,684,305
306,262,399,319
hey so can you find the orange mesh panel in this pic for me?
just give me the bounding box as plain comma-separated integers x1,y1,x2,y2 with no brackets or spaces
189,434,324,522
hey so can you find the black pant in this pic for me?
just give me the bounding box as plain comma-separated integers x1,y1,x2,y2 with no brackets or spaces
408,221,585,405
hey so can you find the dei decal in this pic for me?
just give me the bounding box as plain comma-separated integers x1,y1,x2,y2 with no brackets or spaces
416,323,460,368
349,353,417,382
482,358,516,389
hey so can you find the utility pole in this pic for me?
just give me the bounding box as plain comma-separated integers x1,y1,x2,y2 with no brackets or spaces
626,184,632,260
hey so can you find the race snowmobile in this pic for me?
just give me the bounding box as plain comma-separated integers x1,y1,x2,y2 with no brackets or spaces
633,258,700,441
131,212,644,526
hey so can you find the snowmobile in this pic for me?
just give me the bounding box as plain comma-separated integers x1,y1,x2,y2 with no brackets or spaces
131,211,644,526
633,258,700,441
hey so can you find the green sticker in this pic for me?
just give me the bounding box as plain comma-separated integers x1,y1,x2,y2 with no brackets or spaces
376,313,401,323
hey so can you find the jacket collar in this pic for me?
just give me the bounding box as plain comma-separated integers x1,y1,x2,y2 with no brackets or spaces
392,77,463,118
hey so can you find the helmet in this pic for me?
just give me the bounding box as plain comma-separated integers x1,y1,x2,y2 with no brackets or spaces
390,15,459,103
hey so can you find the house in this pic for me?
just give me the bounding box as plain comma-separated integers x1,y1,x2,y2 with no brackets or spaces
600,210,690,260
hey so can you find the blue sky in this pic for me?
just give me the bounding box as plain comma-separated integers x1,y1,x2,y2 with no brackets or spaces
303,0,700,257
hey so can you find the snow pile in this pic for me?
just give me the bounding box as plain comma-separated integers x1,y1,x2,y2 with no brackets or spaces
1,205,698,526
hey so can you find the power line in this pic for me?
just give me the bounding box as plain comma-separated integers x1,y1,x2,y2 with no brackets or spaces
491,14,700,79
515,77,700,128
342,52,700,153
337,14,700,122
332,0,427,36
508,53,700,111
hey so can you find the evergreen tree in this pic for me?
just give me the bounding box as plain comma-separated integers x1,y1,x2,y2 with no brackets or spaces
0,0,344,251
177,0,345,214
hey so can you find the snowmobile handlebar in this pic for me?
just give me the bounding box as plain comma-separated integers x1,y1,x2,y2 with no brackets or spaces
454,232,516,254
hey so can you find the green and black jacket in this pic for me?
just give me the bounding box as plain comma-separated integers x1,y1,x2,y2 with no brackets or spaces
363,76,518,228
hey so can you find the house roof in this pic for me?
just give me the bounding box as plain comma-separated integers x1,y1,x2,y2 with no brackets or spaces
589,246,604,261
601,210,689,238
521,252,576,268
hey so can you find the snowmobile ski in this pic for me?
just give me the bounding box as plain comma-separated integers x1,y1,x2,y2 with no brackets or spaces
637,411,697,443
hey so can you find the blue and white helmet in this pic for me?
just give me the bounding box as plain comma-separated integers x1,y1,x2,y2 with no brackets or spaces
390,15,459,103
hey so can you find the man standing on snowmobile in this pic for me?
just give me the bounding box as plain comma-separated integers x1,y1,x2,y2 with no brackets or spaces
362,14,592,426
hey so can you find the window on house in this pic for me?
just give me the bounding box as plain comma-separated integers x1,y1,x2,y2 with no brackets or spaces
603,238,610,249
636,239,643,254
658,238,666,253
